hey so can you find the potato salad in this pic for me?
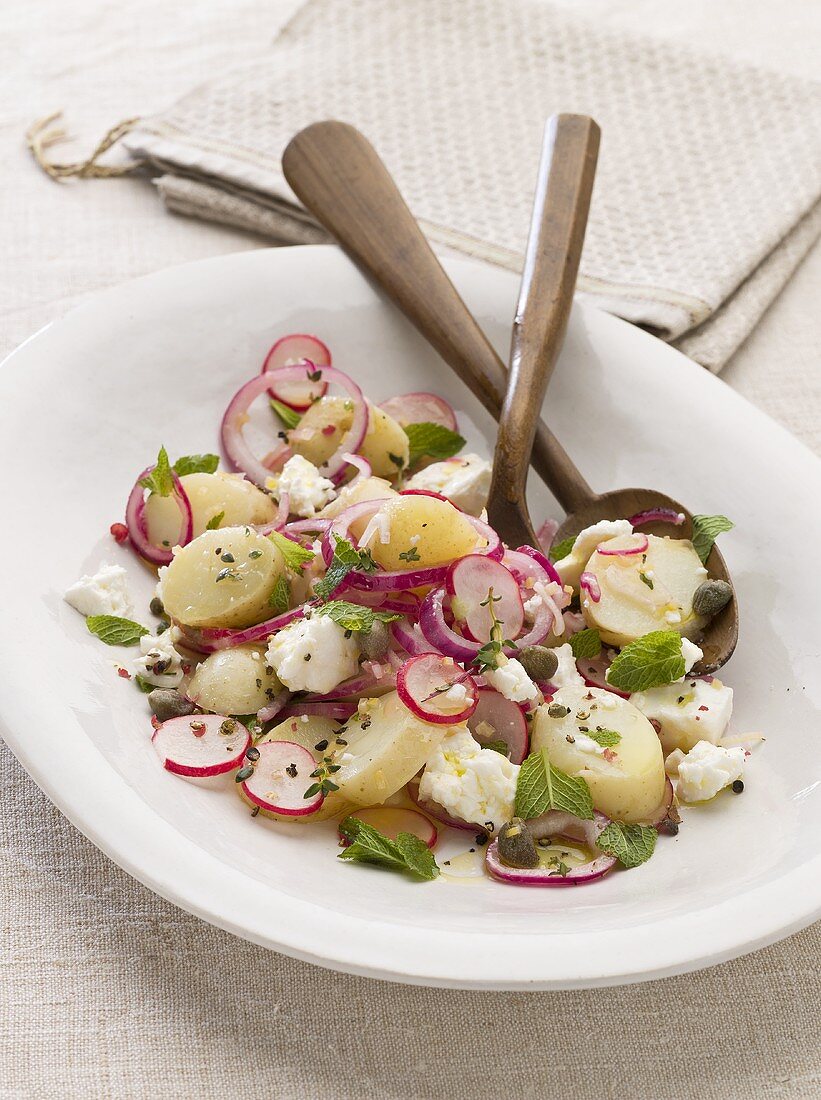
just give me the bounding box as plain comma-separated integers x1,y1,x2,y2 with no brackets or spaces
66,334,755,886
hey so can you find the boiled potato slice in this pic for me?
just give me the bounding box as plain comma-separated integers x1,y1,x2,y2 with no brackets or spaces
531,681,666,823
319,475,397,539
162,526,284,629
581,534,708,646
186,645,279,715
290,397,409,478
238,715,354,822
367,495,481,571
145,472,276,546
334,691,448,806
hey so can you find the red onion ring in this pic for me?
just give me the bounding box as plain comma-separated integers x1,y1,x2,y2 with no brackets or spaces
283,517,332,537
536,518,559,555
407,776,479,832
419,587,553,661
629,508,685,528
221,365,368,488
514,544,562,586
256,691,291,725
125,467,193,566
254,492,290,535
391,617,438,656
304,662,398,701
580,571,601,603
182,606,305,653
596,533,649,556
341,452,372,485
486,811,616,885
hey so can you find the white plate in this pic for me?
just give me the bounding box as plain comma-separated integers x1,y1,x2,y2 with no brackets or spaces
0,246,818,989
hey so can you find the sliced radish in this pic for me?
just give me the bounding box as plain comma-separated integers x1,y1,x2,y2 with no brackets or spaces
339,806,438,848
378,391,458,431
407,777,478,832
240,740,323,816
152,714,250,778
446,555,524,643
576,648,630,699
262,333,331,410
396,653,478,724
468,688,529,764
486,811,616,886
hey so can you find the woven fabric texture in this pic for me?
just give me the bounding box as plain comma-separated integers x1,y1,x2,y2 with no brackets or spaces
125,0,821,370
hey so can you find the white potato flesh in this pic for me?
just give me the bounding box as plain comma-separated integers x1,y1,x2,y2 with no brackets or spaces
144,472,276,546
334,691,449,806
531,681,666,823
162,526,285,629
186,645,279,715
581,534,708,646
290,397,409,477
367,495,481,571
319,476,398,539
241,715,354,822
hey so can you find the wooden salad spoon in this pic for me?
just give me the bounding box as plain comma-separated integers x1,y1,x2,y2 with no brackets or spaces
281,121,738,672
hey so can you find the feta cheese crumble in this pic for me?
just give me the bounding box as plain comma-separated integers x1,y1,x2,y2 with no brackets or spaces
406,454,492,515
266,614,359,694
631,676,733,753
675,740,745,803
419,726,518,830
269,455,335,518
680,638,703,675
64,561,133,618
133,629,185,688
483,656,539,703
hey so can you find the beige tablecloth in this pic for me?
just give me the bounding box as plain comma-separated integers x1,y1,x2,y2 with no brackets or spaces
1,2,819,1097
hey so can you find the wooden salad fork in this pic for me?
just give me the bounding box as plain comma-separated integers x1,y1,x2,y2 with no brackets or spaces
282,121,738,672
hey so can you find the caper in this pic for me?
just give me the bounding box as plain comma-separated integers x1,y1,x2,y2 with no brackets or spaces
497,817,539,869
518,645,559,683
147,689,194,721
692,579,733,618
235,765,255,783
149,596,165,618
359,619,391,661
547,703,571,719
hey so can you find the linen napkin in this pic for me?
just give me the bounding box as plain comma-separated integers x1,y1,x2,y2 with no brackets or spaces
122,0,821,371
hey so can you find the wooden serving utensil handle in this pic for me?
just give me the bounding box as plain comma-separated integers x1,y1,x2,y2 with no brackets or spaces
281,119,594,514
487,115,600,546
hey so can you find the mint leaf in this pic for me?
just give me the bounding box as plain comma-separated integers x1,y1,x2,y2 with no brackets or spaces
338,817,438,880
316,600,399,634
514,750,593,821
596,821,657,868
173,453,219,477
205,510,225,531
268,573,291,614
314,534,376,601
587,727,621,748
691,514,734,565
606,630,685,693
403,422,465,465
139,446,174,497
270,398,302,430
86,615,149,647
480,739,510,756
569,628,601,660
548,535,576,563
134,674,155,693
267,529,316,573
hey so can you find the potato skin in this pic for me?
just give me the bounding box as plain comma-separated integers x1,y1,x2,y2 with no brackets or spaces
186,645,279,715
145,472,276,545
368,495,480,571
290,397,409,478
532,683,666,823
162,526,285,630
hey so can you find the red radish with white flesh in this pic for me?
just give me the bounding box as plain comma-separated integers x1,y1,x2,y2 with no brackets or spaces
407,777,478,832
125,466,193,566
221,365,368,488
378,391,458,431
396,653,478,724
446,555,524,643
468,688,529,764
152,714,250,777
240,740,323,816
262,333,331,410
339,807,438,848
486,811,616,886
180,605,305,654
